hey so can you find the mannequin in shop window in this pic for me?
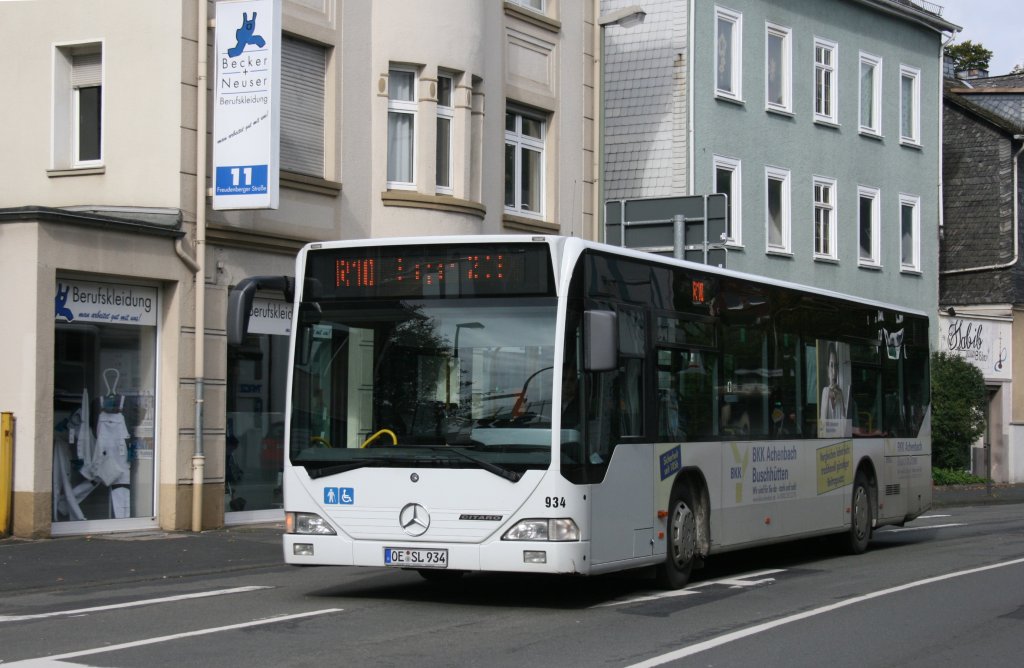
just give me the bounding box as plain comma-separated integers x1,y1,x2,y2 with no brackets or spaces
94,368,132,518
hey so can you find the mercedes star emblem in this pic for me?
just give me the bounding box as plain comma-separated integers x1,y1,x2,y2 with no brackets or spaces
399,503,430,537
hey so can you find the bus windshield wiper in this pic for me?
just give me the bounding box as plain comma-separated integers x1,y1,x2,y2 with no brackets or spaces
442,446,522,482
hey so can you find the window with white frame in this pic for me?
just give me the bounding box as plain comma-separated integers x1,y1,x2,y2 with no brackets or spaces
765,23,792,112
814,38,837,123
813,177,837,259
504,108,545,217
508,0,544,12
858,185,881,266
713,155,742,244
900,65,921,145
53,44,103,169
765,166,791,253
281,36,327,177
436,73,454,194
387,67,417,188
715,6,742,100
859,52,882,135
900,193,921,271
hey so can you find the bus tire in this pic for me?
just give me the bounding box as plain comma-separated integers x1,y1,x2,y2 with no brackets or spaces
843,471,872,555
657,487,697,589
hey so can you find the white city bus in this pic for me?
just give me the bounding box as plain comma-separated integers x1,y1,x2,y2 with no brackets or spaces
228,235,931,588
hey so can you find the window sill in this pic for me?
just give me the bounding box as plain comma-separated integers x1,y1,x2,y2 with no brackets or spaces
381,191,486,218
814,117,840,129
858,262,883,271
282,171,342,197
47,165,106,178
503,2,561,33
766,106,794,118
900,267,922,276
766,248,793,258
814,255,839,264
899,139,922,150
858,129,884,141
715,93,745,106
502,213,559,234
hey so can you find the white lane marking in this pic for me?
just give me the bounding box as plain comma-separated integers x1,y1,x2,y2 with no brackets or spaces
878,523,966,533
625,556,1024,667
7,609,343,665
918,514,952,519
0,586,271,622
594,569,784,608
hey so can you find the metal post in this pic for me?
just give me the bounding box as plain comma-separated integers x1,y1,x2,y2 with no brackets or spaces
1,412,13,537
673,214,685,260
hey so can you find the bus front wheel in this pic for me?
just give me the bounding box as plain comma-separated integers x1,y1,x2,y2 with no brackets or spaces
657,488,697,589
842,471,872,555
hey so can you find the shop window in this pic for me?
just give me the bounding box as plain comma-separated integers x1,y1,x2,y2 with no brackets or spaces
52,279,157,526
226,296,290,515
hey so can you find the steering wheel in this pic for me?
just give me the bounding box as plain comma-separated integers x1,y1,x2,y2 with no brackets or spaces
311,435,332,448
360,429,398,448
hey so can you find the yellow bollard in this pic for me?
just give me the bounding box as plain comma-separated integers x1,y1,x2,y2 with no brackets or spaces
0,412,13,538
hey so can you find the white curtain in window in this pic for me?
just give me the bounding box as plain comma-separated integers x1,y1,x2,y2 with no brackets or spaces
388,112,414,183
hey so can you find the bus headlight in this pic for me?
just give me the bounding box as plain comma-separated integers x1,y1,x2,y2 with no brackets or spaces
286,511,337,535
502,518,580,542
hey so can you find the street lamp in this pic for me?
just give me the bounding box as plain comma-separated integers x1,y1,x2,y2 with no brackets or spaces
593,5,646,242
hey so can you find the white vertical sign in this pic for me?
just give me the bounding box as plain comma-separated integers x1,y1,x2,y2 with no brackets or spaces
213,0,281,210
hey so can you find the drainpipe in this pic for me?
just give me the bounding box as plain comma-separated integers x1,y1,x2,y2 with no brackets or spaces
941,137,1024,275
191,0,210,532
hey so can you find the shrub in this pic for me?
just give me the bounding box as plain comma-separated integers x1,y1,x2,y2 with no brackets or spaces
930,351,987,470
932,467,988,486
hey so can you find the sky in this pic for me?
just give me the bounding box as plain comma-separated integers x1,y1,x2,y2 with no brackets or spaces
940,0,1024,75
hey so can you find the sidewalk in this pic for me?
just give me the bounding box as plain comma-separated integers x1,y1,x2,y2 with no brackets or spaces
0,522,285,595
931,482,1024,508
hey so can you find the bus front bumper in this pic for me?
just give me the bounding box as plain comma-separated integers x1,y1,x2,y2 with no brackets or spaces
283,534,591,575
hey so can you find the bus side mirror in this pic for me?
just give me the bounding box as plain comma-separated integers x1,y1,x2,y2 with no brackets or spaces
584,310,618,372
226,275,294,346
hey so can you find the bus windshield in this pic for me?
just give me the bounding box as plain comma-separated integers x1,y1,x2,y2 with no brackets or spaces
289,296,557,479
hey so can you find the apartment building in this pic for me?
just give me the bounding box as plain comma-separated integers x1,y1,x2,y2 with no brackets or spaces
0,0,594,537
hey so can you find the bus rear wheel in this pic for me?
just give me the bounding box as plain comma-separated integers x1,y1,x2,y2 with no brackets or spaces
657,488,697,589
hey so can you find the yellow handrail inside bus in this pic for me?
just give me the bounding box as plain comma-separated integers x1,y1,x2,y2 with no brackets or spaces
360,429,398,448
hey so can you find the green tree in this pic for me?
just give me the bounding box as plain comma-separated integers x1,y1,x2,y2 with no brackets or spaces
944,40,994,72
930,351,987,469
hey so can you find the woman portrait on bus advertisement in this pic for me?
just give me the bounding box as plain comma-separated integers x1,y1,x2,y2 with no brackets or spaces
818,340,851,438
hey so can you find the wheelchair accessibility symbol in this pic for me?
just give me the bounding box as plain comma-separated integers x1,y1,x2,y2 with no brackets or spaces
324,487,355,505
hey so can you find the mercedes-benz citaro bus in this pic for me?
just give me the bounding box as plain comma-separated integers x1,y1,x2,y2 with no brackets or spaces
227,235,931,588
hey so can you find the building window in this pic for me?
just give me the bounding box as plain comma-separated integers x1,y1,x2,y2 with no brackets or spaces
505,107,545,217
281,36,326,177
715,6,742,101
813,177,837,260
859,52,882,136
765,23,792,113
713,155,742,245
900,193,921,271
900,65,921,145
814,39,837,124
53,279,158,526
387,67,417,189
858,186,881,266
436,73,454,194
53,44,103,169
766,166,791,253
508,0,544,12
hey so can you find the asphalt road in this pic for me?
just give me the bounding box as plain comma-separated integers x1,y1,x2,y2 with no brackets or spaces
1,503,1023,667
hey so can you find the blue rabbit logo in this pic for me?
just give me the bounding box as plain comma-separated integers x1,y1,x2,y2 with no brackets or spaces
55,283,74,321
227,12,266,58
